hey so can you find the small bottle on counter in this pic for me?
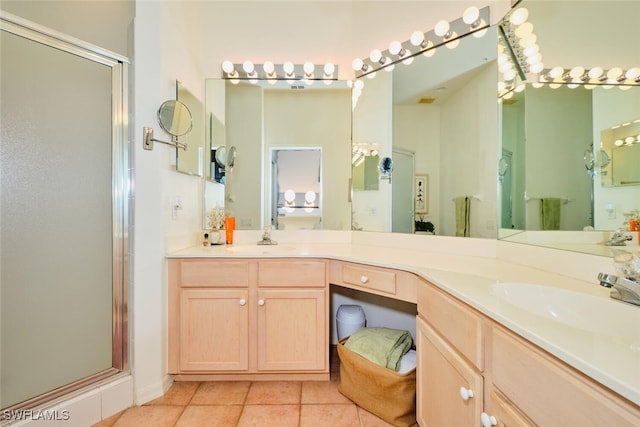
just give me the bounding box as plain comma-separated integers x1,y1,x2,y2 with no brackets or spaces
203,232,210,246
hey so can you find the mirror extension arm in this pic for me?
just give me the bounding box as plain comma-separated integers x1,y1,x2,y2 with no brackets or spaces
143,127,187,151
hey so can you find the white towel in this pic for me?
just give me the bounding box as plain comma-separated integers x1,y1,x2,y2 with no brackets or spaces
397,349,416,374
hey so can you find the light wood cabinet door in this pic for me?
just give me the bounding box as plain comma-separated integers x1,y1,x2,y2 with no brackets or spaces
257,289,326,371
417,316,483,427
484,388,534,427
179,289,249,371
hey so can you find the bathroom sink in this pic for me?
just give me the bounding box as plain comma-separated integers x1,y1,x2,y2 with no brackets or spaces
226,244,298,255
491,282,638,337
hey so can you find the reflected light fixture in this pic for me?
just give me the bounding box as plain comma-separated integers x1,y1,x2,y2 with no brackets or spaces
221,61,339,84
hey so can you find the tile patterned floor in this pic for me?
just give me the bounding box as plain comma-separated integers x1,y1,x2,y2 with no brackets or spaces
93,347,417,427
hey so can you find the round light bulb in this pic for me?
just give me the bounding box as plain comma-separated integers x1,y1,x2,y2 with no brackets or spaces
263,61,275,74
614,139,624,146
498,81,506,92
222,61,235,74
242,60,254,74
463,7,480,25
514,22,534,38
515,84,526,93
548,66,564,79
369,49,382,63
354,79,364,90
549,83,562,89
569,66,585,79
423,46,436,58
607,67,623,80
529,62,545,74
625,67,640,79
284,189,295,203
323,63,335,76
526,53,542,65
283,61,295,75
389,41,402,55
523,44,539,57
304,191,316,204
503,69,516,81
352,58,364,71
434,20,450,37
625,137,635,145
588,67,604,79
519,34,537,48
410,30,424,46
303,62,315,75
510,8,529,26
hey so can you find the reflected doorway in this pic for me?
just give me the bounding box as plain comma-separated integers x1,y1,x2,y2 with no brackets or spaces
392,148,415,233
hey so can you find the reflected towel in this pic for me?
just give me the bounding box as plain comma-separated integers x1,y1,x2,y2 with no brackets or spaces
454,196,470,237
344,327,413,372
541,198,561,230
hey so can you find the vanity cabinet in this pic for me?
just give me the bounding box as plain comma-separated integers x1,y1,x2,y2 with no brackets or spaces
416,283,484,427
168,258,328,380
417,279,640,427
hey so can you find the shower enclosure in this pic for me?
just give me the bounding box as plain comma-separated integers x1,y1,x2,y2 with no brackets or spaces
0,13,129,411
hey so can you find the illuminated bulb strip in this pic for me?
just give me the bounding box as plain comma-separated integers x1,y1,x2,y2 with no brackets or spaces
351,6,490,78
537,67,640,87
221,62,338,82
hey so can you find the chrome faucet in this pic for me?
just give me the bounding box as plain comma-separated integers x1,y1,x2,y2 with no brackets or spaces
604,230,633,246
598,273,640,306
257,226,277,245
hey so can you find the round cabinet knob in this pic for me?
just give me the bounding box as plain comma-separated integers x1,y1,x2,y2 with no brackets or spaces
459,387,474,401
481,412,497,427
239,299,246,306
258,299,265,306
360,275,369,284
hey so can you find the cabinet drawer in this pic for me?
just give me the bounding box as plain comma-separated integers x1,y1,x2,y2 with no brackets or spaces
489,326,640,426
341,263,396,295
418,283,483,370
179,260,250,287
258,260,326,288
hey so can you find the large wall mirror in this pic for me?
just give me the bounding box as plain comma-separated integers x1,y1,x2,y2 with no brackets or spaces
498,0,640,256
352,26,499,238
203,79,352,231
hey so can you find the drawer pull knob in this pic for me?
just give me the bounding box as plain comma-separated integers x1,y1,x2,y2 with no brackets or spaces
480,412,497,427
360,275,369,284
239,299,246,306
459,387,474,401
258,299,265,306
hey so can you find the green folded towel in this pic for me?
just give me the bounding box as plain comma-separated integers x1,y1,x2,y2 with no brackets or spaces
344,327,413,371
540,198,561,230
454,196,470,237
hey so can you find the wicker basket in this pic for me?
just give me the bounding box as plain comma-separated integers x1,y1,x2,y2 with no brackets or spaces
337,338,416,427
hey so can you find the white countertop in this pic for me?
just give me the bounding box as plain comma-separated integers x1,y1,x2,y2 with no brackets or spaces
168,238,640,406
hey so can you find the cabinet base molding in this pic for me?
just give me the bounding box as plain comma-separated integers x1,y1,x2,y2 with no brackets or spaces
172,372,330,382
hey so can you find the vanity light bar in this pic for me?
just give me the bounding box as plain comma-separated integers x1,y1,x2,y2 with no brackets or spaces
536,67,640,88
221,61,338,82
352,6,491,78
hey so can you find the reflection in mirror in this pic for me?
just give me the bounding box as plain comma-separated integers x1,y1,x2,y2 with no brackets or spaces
352,26,498,237
498,1,640,256
601,120,640,187
175,82,204,176
203,79,351,231
271,148,322,230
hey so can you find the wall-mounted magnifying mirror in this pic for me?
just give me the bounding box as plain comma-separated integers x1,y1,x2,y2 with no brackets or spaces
158,100,192,136
379,156,393,181
227,146,237,171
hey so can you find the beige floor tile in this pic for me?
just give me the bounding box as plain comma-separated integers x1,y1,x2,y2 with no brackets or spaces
300,403,360,427
245,381,301,405
190,381,250,405
147,381,200,406
91,410,123,427
301,381,352,404
237,404,300,427
174,405,243,427
112,405,183,427
357,406,418,427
